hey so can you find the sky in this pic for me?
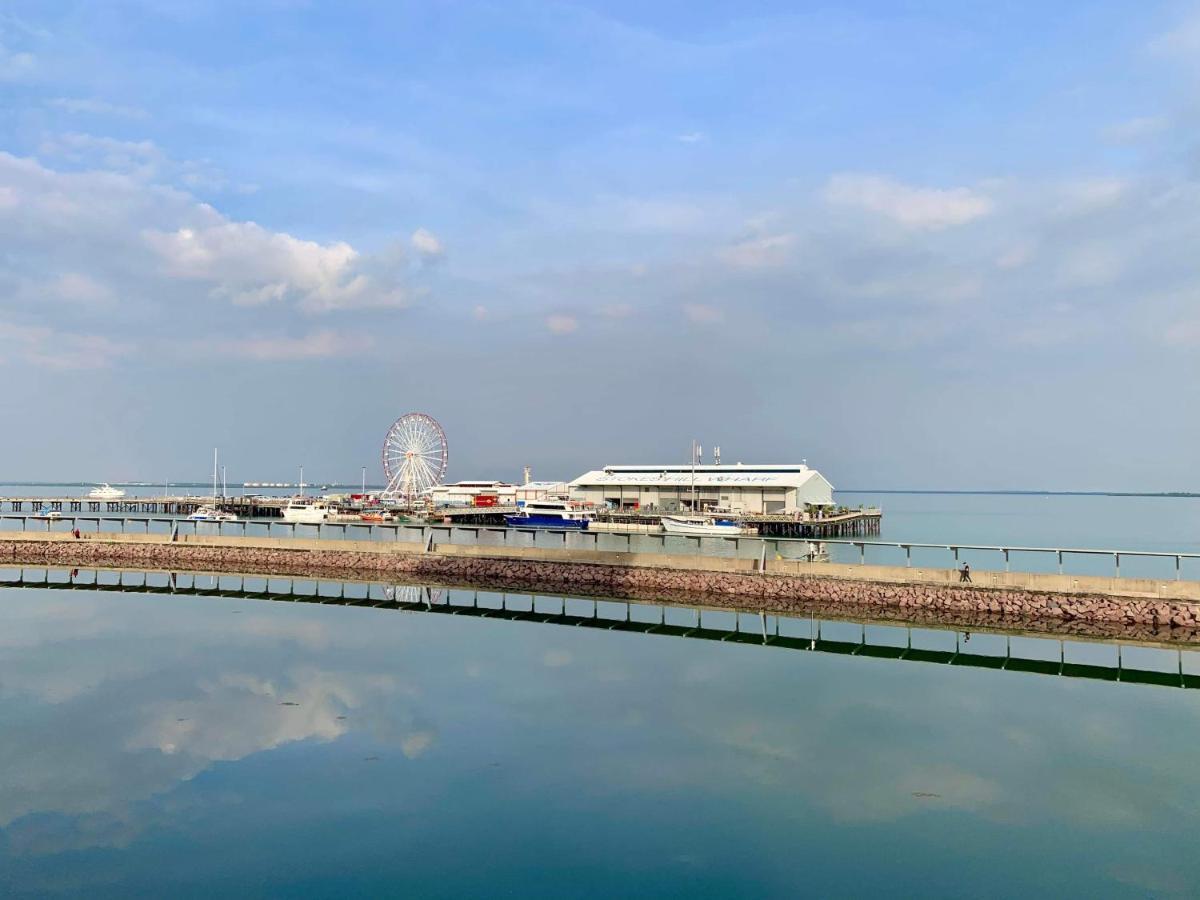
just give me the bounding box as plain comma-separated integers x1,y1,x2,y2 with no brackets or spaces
1,0,1199,489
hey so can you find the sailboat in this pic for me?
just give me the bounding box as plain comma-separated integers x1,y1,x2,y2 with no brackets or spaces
189,449,238,522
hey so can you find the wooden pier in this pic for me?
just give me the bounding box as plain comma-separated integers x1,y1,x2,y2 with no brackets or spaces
0,495,297,518
595,508,883,538
0,495,882,537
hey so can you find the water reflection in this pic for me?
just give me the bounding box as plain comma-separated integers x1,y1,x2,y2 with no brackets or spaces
2,574,1199,897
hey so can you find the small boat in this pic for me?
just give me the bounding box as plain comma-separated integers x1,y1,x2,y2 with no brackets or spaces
281,497,333,524
88,483,126,500
36,506,62,520
359,510,394,523
504,499,596,530
188,505,238,522
661,513,743,537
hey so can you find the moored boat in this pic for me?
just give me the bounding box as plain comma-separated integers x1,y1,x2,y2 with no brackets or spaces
281,497,333,524
504,499,596,530
660,513,744,537
359,510,394,523
88,483,126,500
188,505,238,522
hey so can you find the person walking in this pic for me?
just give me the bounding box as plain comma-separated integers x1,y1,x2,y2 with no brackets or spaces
959,563,972,583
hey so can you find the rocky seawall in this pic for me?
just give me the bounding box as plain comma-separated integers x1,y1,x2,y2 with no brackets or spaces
4,536,1200,644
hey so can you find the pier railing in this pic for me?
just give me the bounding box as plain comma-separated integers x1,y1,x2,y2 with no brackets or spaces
3,514,1199,583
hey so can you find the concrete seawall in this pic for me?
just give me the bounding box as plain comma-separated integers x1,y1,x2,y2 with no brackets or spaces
4,532,1200,635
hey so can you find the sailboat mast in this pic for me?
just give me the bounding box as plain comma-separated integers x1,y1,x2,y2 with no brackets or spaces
212,448,218,500
690,440,697,511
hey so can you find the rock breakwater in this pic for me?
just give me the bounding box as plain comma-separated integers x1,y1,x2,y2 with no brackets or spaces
4,535,1200,643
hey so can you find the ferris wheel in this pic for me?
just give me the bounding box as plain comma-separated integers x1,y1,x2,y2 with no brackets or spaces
381,412,448,502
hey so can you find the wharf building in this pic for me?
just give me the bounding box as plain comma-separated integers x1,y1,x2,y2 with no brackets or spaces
568,464,834,515
429,480,569,507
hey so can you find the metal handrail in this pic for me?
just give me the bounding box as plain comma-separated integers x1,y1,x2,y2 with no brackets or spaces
3,514,1199,578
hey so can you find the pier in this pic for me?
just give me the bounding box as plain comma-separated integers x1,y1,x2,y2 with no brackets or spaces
4,529,1200,637
0,494,292,517
0,495,882,537
436,506,884,537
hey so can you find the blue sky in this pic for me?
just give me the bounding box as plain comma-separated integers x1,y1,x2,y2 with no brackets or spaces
1,0,1199,488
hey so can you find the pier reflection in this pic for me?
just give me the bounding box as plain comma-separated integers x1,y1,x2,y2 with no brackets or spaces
5,566,1199,692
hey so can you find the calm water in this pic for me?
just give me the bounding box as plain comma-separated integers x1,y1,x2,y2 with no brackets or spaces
2,575,1200,897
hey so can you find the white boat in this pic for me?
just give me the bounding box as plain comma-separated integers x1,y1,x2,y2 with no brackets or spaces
188,505,238,522
88,483,126,500
281,497,333,524
661,513,744,537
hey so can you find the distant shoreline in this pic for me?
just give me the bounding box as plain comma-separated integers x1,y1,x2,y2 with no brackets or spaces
837,490,1200,498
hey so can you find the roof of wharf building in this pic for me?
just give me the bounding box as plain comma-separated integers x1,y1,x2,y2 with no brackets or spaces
569,464,831,490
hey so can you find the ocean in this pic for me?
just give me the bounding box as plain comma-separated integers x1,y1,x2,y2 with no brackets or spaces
1,574,1198,897
2,489,1199,896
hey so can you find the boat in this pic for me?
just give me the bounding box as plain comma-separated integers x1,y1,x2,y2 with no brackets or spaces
36,506,62,520
661,513,744,537
504,499,596,530
187,505,238,522
88,483,125,500
281,497,334,524
359,510,394,523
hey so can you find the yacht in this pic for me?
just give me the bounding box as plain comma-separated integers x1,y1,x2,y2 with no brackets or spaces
504,499,596,530
187,505,238,522
88,483,126,500
281,497,333,524
661,512,744,537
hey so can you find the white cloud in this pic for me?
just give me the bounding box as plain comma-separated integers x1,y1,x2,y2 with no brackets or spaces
683,303,723,324
677,131,705,143
718,232,794,268
410,227,444,259
0,150,426,361
545,313,578,334
400,731,436,759
824,173,993,230
220,330,371,361
143,221,403,313
40,132,163,175
39,132,227,190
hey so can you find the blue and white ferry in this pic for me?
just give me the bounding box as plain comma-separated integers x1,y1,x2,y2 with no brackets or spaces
504,499,596,530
